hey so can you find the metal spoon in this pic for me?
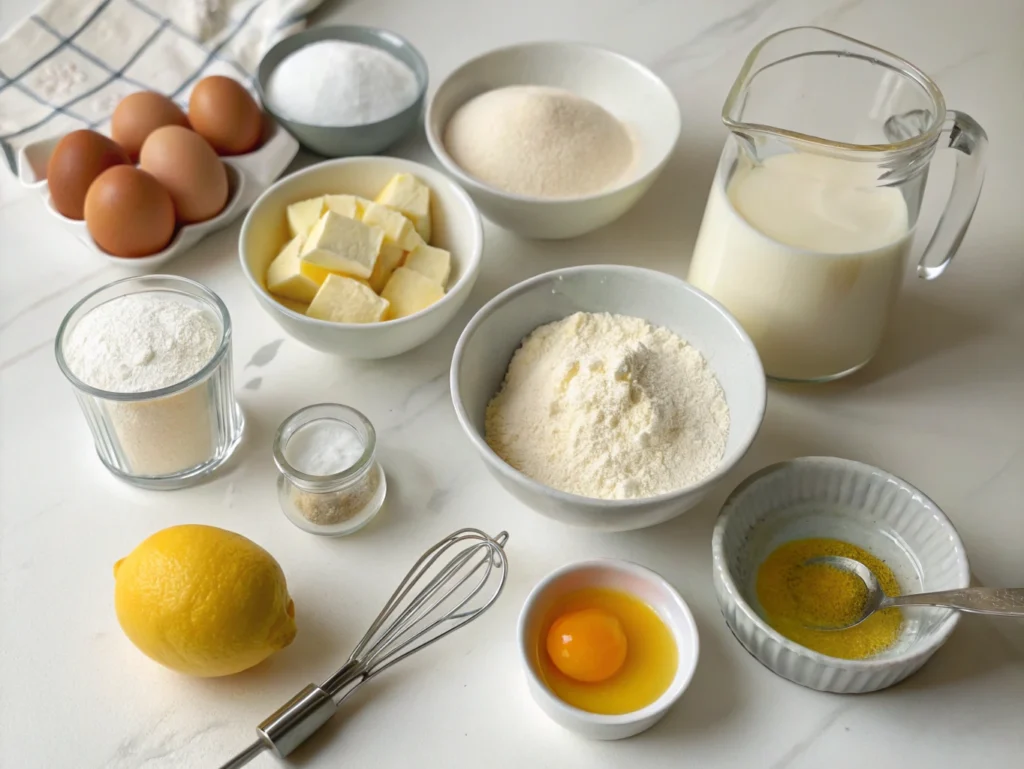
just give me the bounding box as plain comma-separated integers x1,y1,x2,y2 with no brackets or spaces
803,556,1024,631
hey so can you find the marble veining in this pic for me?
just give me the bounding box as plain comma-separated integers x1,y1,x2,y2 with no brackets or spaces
1,0,1021,767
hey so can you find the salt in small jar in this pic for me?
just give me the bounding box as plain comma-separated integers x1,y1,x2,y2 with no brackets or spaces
273,403,386,536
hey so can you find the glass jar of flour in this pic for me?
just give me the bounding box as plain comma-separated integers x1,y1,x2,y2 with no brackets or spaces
55,275,244,489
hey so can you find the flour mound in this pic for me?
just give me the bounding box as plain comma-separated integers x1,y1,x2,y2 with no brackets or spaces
64,293,219,393
485,312,730,500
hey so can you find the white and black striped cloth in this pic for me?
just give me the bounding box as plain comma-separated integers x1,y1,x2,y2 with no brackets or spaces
0,0,321,168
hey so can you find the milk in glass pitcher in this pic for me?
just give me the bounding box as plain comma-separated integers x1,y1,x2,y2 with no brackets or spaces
688,28,987,382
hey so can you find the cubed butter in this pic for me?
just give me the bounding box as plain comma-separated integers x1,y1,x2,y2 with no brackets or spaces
286,196,326,238
266,235,330,303
307,274,390,324
300,211,383,279
404,243,451,288
362,201,421,250
375,173,432,242
381,267,445,319
324,194,370,220
368,242,407,294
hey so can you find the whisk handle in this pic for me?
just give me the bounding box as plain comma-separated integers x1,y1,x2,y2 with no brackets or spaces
257,683,338,758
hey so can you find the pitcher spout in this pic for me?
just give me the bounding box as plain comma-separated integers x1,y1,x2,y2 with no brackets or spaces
723,26,946,156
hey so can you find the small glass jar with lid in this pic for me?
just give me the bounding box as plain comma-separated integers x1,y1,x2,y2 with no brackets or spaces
273,403,386,536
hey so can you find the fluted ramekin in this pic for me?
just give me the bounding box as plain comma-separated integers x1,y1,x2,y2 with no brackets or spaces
712,457,970,694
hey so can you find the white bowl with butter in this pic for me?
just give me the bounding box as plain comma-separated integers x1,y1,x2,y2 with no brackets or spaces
451,265,766,531
239,157,483,359
426,42,680,239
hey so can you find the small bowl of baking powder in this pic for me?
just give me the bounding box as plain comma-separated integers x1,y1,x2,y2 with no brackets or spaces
256,25,428,157
55,275,244,490
273,403,386,536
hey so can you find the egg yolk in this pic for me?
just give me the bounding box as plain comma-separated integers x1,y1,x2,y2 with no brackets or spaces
546,608,628,683
537,587,678,715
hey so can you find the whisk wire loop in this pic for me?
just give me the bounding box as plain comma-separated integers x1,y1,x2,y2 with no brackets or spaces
355,529,508,679
216,527,509,769
363,542,496,668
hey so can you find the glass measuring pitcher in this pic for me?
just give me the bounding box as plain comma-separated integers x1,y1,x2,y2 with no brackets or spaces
687,27,987,382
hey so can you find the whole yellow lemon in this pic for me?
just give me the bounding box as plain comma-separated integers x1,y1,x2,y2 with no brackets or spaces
113,524,297,677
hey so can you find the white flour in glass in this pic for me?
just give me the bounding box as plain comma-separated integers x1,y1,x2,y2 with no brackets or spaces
63,292,222,476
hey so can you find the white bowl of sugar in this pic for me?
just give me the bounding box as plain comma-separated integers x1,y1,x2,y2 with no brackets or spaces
450,265,766,532
426,42,681,239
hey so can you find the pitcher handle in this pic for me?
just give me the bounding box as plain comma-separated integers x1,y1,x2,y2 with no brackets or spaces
917,110,988,280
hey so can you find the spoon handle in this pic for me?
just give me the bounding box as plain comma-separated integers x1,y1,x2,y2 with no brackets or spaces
887,587,1024,616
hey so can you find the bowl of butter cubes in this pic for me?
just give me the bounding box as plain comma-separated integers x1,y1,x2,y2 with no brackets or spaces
239,156,483,358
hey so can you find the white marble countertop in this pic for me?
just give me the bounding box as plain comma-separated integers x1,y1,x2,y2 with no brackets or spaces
1,0,1022,767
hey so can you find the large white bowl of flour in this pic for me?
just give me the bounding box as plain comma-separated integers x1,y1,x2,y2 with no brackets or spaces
451,266,765,532
426,42,680,239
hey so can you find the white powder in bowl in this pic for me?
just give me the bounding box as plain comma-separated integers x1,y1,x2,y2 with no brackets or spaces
63,292,223,477
443,85,634,198
266,41,419,127
485,312,730,500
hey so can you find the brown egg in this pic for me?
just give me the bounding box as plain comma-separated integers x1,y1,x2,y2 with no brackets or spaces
111,91,190,161
139,125,229,223
47,130,130,220
84,166,175,257
188,76,263,156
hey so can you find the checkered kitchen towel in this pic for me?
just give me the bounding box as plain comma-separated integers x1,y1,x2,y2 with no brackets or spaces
0,0,322,169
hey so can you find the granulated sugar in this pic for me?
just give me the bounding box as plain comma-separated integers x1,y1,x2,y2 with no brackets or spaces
266,41,419,127
443,85,634,198
63,292,222,477
485,312,730,500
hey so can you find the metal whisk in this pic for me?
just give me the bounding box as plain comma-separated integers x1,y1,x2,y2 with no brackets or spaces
217,527,509,769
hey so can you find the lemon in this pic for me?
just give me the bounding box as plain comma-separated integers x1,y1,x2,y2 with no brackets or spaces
113,524,297,677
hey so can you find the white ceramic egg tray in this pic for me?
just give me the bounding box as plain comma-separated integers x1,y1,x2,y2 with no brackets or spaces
17,121,299,271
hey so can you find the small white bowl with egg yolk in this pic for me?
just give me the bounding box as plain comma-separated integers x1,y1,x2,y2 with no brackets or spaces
517,559,699,740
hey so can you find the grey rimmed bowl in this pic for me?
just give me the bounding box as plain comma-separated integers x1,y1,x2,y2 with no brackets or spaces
712,457,971,693
256,25,428,157
450,265,766,532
